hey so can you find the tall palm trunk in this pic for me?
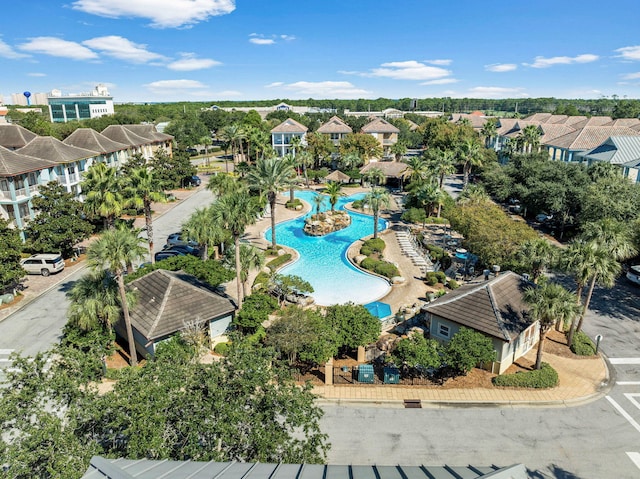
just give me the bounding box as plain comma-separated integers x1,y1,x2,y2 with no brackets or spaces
145,201,154,263
535,329,547,370
373,211,379,239
576,274,598,334
234,235,243,308
566,283,585,343
269,193,277,248
117,274,138,367
463,163,470,187
303,164,309,188
200,243,209,261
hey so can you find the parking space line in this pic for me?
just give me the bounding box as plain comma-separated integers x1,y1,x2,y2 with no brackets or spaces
609,358,640,365
617,381,640,386
627,452,640,471
606,396,640,434
625,394,640,411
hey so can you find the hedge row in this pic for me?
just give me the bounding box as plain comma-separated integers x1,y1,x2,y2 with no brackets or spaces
360,238,386,256
360,257,399,279
425,271,447,286
492,362,559,388
266,253,292,271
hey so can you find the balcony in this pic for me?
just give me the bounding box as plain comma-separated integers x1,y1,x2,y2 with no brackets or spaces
14,187,27,198
0,190,10,199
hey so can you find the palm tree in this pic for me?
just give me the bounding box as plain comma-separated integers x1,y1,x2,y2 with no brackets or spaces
412,182,441,218
458,184,490,205
123,167,166,263
363,166,386,187
520,125,541,153
200,135,213,165
524,281,580,370
339,152,362,173
363,187,391,239
183,206,228,260
289,135,302,159
296,150,314,188
218,124,246,164
390,140,407,162
312,194,326,215
82,162,124,230
225,243,265,297
207,173,242,197
429,148,457,188
67,269,134,332
247,156,295,249
87,227,147,366
518,238,558,284
480,118,498,149
457,138,484,187
212,192,258,308
324,181,344,212
404,156,431,186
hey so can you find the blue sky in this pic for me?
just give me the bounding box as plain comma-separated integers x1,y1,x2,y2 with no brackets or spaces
2,0,640,103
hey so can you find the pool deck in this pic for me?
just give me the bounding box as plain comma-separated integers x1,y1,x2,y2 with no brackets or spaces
239,185,429,314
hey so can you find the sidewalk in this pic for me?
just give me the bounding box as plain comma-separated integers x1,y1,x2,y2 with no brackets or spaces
312,348,611,407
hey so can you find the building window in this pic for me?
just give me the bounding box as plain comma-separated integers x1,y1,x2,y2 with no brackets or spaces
438,323,450,338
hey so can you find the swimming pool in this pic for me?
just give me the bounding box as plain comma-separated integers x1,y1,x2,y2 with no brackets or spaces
265,190,391,306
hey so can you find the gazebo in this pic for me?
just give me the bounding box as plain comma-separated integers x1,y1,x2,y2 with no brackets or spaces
325,169,350,183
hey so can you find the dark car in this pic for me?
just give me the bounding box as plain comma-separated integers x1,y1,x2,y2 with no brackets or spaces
166,232,199,248
162,244,200,257
154,250,186,262
187,175,201,187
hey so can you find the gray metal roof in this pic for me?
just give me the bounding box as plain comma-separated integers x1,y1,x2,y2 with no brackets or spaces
82,457,528,479
581,136,640,165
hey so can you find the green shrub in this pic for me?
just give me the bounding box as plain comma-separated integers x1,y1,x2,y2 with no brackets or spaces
352,199,364,210
253,271,270,288
360,245,373,256
266,253,292,271
363,238,385,253
425,272,439,286
285,199,302,209
435,271,446,283
213,342,231,355
570,331,596,356
401,207,427,224
424,217,449,225
492,362,559,388
360,257,377,270
374,262,399,278
447,279,460,289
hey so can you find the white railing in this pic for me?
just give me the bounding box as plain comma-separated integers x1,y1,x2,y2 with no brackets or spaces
14,187,27,197
0,190,10,199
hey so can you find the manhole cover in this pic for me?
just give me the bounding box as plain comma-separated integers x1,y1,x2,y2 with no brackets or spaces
403,399,422,408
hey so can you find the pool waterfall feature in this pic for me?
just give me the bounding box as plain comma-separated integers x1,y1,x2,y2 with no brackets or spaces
265,190,391,306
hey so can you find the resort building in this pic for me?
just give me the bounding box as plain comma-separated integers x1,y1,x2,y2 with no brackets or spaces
0,124,37,150
317,116,352,146
361,118,399,158
47,84,114,123
63,128,130,170
580,136,640,182
544,126,640,162
270,118,308,157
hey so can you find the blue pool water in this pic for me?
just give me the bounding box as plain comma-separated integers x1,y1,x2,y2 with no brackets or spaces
265,190,391,305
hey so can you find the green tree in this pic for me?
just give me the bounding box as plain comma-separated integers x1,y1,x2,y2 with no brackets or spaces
226,243,265,297
457,138,484,187
81,162,123,230
183,206,228,260
233,292,278,334
305,131,334,168
296,149,314,187
247,156,295,248
338,133,383,163
123,167,166,263
164,114,209,148
87,227,147,366
67,269,135,332
517,238,558,283
325,303,380,354
268,273,314,305
218,123,247,164
480,117,498,148
363,187,391,239
126,254,233,288
339,151,363,173
25,182,93,258
212,193,258,308
312,193,326,215
149,148,197,189
404,155,431,186
427,148,457,188
392,332,440,369
363,166,386,187
324,181,344,212
390,140,407,161
0,218,24,292
524,281,580,370
443,327,495,375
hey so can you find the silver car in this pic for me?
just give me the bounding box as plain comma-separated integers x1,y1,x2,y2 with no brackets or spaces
20,254,65,276
626,265,640,286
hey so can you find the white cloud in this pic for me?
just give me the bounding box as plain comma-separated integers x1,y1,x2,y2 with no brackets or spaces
145,79,207,91
426,59,452,66
465,86,527,98
250,38,275,45
72,0,235,28
485,63,517,72
621,72,640,80
19,37,98,60
268,81,371,98
280,35,296,41
421,78,459,85
28,72,47,77
167,53,221,71
83,36,165,63
0,39,29,59
265,82,284,88
616,45,640,61
370,60,451,80
526,54,598,68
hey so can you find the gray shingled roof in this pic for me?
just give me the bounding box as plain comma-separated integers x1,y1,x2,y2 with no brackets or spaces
101,125,153,147
271,118,308,134
0,145,58,177
64,128,130,154
360,161,408,178
581,136,640,165
423,272,531,342
0,124,37,149
18,136,98,164
361,118,400,134
127,270,236,341
544,126,640,150
82,457,528,479
317,116,353,134
123,124,174,142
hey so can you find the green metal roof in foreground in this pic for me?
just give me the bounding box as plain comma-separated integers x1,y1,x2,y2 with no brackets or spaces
82,457,528,479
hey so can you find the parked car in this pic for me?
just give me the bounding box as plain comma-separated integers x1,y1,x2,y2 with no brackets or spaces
162,244,200,257
187,175,201,187
626,265,640,286
154,250,186,262
535,213,553,223
166,232,199,248
20,254,65,276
